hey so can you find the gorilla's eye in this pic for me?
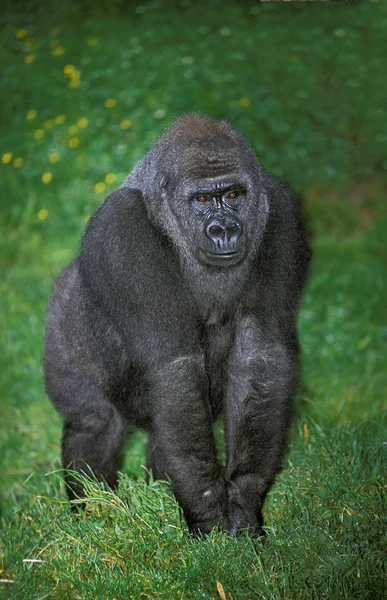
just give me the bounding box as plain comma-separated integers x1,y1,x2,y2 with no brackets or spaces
226,191,239,200
196,194,211,203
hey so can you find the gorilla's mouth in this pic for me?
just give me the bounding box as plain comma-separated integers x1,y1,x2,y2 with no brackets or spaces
197,248,245,267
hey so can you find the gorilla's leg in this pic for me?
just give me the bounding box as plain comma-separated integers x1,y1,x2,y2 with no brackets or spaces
148,355,228,534
54,378,129,503
225,317,296,535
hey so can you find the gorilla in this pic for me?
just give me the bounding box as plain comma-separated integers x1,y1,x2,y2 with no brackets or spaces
44,114,311,536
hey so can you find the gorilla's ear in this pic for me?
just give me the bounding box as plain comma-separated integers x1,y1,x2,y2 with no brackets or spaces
160,176,169,200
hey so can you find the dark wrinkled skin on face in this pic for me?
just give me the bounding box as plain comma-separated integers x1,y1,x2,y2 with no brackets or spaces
44,114,311,536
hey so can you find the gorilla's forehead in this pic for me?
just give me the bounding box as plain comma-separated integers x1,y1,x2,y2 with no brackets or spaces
183,176,245,194
180,143,244,179
185,159,240,179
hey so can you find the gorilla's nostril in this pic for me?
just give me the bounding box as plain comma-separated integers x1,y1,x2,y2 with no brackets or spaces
209,225,224,236
227,222,240,233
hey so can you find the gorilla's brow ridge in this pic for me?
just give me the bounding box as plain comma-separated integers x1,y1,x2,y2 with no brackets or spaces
186,158,240,179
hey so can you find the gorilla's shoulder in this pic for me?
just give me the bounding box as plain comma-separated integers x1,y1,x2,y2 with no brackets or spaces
262,172,300,207
93,186,143,219
83,186,153,242
260,172,311,264
262,172,306,231
80,185,169,274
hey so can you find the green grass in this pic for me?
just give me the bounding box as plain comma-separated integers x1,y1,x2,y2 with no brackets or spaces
1,1,386,598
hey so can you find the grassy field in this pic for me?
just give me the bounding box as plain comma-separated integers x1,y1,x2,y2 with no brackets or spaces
1,1,386,598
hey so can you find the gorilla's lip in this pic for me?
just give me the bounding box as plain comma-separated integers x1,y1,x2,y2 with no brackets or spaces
207,251,239,258
198,248,244,267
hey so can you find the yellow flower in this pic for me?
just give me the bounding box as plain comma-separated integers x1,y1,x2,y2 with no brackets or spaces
34,129,45,140
13,157,23,168
2,152,13,164
120,119,132,130
55,114,66,124
68,125,79,136
24,54,36,64
16,29,27,39
77,118,88,128
41,172,53,184
68,137,80,148
52,47,65,56
83,214,91,223
25,37,35,47
105,173,116,184
105,98,116,108
68,69,81,88
44,119,54,129
87,37,98,47
27,109,37,120
94,182,106,193
239,97,251,108
38,208,49,220
63,64,75,76
49,152,60,164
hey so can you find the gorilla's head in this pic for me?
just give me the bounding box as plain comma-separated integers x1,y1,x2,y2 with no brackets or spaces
127,114,269,268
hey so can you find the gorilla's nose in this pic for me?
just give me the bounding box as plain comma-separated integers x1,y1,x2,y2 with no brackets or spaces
205,217,242,250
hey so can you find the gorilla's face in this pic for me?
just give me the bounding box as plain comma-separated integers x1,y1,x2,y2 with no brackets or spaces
159,172,263,269
151,126,266,269
162,171,262,269
185,178,247,267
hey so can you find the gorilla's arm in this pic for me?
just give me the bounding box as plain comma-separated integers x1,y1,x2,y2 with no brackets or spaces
225,317,296,534
147,356,228,533
224,177,311,534
79,187,228,532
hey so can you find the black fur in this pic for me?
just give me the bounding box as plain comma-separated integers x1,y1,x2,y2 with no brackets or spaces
44,114,311,535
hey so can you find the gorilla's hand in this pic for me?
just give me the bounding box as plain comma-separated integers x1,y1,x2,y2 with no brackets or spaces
183,478,229,535
227,479,265,537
